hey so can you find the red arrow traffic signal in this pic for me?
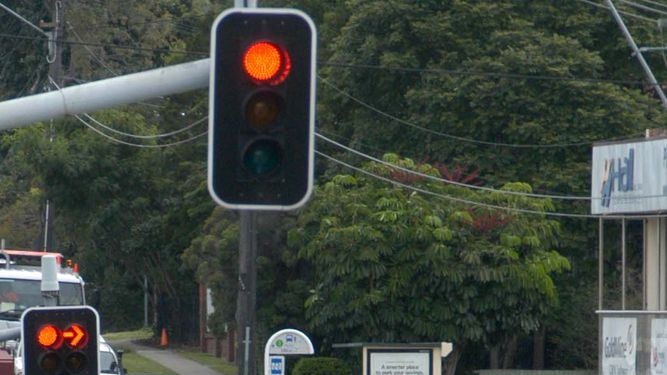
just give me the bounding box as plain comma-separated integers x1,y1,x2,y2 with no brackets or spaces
63,324,87,348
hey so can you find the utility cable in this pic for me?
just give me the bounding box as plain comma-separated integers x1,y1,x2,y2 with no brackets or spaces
49,78,206,144
75,114,207,148
0,2,49,37
619,0,667,16
316,132,593,201
321,62,646,86
320,76,601,149
635,0,667,10
0,32,208,57
82,113,207,140
573,0,657,22
317,132,667,202
316,150,667,219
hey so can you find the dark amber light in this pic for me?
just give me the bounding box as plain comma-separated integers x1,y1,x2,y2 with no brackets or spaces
245,91,282,130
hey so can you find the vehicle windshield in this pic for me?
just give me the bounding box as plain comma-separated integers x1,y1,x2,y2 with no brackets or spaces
100,351,119,374
0,279,84,319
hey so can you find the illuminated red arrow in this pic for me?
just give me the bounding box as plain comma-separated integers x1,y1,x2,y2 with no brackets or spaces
63,324,87,348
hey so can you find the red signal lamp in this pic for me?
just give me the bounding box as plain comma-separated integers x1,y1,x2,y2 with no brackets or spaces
37,324,61,349
243,41,291,85
63,324,88,348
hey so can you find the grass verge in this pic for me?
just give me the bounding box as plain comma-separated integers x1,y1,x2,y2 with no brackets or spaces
104,327,153,342
177,350,238,375
121,350,179,375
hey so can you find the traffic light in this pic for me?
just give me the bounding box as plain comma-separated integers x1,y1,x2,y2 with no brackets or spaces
208,8,317,210
22,306,99,375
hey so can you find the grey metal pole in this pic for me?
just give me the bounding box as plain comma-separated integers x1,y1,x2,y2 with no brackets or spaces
622,218,626,310
144,275,149,327
606,0,667,108
237,211,257,375
599,218,604,310
0,58,210,130
234,1,258,374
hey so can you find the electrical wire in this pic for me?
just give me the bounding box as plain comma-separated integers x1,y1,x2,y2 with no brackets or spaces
318,131,667,203
48,77,206,144
316,150,667,219
316,132,593,201
83,113,207,140
319,76,611,149
321,62,646,87
573,0,657,22
619,0,667,16
0,2,49,37
0,32,208,57
75,114,207,148
635,0,667,10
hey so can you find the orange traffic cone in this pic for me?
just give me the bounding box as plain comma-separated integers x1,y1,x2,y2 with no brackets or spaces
160,328,169,347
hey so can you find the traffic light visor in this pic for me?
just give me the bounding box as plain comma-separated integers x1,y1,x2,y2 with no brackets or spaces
243,41,291,84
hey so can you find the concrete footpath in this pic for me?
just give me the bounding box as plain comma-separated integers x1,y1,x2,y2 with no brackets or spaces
115,340,224,375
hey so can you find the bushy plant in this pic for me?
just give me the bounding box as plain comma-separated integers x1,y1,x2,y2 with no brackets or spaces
292,357,351,375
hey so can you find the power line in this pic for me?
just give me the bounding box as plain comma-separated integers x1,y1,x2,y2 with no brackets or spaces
319,76,612,149
635,0,667,11
573,0,657,22
82,113,207,140
321,62,646,86
75,114,207,148
0,32,208,56
316,132,593,201
48,78,207,146
0,2,49,37
316,150,667,220
619,0,667,16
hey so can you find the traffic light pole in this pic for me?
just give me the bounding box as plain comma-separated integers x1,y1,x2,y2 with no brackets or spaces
237,211,257,375
233,1,259,375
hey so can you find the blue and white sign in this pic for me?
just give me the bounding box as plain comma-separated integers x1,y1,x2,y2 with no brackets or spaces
264,329,314,375
592,137,667,214
270,356,285,375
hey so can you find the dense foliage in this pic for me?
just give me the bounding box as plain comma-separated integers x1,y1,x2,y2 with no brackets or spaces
292,357,351,375
0,0,665,372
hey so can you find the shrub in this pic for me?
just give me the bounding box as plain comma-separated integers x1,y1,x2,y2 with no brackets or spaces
292,357,351,375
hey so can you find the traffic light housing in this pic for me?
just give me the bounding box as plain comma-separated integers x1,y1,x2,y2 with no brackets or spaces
208,8,316,210
22,306,99,375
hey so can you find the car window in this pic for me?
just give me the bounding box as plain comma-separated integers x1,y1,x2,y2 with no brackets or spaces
100,351,118,374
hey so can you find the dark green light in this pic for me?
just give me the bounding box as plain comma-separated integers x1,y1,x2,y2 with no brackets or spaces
243,139,282,176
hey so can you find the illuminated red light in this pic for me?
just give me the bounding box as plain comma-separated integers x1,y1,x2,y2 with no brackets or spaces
243,41,291,84
63,324,88,349
37,325,61,348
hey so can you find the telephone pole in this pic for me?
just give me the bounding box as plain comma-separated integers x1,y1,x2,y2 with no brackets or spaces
40,0,65,251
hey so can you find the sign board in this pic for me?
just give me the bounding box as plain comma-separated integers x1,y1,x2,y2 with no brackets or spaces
264,329,314,375
591,137,667,214
267,329,314,355
367,349,432,375
269,356,285,375
602,317,637,375
652,319,667,375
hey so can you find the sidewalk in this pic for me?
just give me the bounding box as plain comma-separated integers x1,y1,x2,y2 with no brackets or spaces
117,340,224,375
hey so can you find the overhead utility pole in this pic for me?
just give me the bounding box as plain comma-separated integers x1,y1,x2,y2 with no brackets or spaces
41,0,66,251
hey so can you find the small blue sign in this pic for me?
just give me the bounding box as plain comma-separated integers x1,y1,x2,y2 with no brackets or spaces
270,356,284,375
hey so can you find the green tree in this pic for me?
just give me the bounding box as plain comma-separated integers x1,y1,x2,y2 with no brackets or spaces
289,155,569,374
